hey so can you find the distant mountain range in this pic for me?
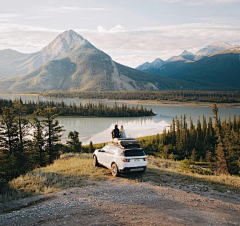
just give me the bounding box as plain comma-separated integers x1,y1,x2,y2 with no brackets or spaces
136,42,240,90
0,30,193,92
0,31,239,92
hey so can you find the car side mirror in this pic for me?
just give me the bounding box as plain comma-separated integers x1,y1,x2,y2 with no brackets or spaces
99,149,105,152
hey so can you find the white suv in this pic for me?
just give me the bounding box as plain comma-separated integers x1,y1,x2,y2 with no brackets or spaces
93,138,147,177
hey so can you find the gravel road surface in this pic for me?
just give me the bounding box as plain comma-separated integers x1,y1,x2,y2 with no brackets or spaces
1,180,240,226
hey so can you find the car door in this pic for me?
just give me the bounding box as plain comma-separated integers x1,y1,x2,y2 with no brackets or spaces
96,149,106,166
99,146,114,168
104,148,114,169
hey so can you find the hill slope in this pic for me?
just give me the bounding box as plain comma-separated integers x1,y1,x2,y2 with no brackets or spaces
146,49,240,90
0,30,84,79
136,43,240,90
0,49,28,63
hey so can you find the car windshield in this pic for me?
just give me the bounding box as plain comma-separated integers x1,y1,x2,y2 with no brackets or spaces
124,150,145,157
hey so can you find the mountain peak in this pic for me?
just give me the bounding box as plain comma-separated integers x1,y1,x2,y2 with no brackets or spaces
152,58,164,63
49,30,84,47
182,50,194,55
60,30,83,40
0,49,27,62
208,41,231,48
136,62,150,70
196,41,232,56
41,30,84,60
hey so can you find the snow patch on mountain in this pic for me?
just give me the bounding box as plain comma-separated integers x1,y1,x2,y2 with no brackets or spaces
196,41,232,56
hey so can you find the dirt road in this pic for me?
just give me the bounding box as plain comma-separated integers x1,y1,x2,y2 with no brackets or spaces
1,179,240,226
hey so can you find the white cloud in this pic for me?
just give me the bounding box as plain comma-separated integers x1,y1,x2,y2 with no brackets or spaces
79,23,240,66
197,17,240,26
96,25,126,33
0,22,240,67
153,0,240,4
0,14,22,22
45,7,110,13
0,23,62,51
97,26,107,33
109,25,126,33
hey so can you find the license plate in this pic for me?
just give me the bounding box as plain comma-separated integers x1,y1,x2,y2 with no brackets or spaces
131,168,143,172
134,159,140,162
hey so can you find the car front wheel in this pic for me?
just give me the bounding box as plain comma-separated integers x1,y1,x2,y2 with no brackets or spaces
93,155,99,167
111,163,120,177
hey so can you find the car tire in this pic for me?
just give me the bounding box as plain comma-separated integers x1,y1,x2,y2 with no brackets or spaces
93,155,99,167
111,163,120,177
139,168,146,174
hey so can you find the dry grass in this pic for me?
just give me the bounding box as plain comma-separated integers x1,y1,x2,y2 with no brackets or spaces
147,156,240,192
1,153,110,202
1,154,239,202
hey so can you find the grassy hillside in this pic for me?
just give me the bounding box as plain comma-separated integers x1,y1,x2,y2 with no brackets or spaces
1,153,239,203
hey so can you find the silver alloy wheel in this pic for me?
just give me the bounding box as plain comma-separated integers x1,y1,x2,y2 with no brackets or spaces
111,163,119,177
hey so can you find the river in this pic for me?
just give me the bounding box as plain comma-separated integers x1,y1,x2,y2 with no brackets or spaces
1,93,239,144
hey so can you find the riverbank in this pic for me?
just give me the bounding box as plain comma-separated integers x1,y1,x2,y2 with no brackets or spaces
1,92,240,107
105,99,240,107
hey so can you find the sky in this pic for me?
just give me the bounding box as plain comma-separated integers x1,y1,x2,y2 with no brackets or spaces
0,0,240,67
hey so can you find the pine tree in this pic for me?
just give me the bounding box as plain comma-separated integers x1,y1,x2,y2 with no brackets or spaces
41,107,64,164
205,150,212,162
13,101,30,168
190,148,196,162
88,141,95,153
0,107,18,155
162,146,169,159
66,131,82,153
171,117,176,146
212,104,219,125
216,141,229,174
32,110,46,166
212,104,229,174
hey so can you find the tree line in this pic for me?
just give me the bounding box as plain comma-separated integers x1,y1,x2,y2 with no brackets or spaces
0,98,155,117
140,104,240,175
0,102,65,184
0,101,98,185
43,91,240,103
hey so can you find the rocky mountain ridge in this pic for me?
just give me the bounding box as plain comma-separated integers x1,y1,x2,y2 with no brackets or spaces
0,30,190,92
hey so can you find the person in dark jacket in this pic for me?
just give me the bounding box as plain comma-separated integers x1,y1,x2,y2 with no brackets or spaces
111,124,120,139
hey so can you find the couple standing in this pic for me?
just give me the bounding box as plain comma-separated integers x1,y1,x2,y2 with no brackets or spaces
111,124,126,139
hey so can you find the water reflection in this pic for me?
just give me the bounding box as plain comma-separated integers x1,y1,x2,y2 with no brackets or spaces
57,116,167,144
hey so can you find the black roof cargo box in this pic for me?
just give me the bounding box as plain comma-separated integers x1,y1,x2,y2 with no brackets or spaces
111,138,140,149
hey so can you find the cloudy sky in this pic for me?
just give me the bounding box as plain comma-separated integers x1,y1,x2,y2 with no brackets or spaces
1,0,240,67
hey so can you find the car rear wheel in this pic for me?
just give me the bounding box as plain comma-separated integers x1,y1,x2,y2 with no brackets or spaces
111,163,120,177
93,155,99,167
139,167,146,174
